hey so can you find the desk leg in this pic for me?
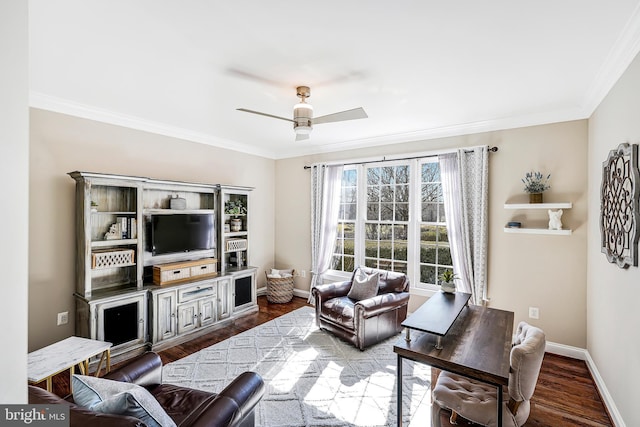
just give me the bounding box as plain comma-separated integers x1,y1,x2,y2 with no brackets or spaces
397,355,403,426
497,384,503,427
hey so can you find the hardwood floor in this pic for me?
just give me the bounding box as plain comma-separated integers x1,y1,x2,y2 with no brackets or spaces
42,296,612,426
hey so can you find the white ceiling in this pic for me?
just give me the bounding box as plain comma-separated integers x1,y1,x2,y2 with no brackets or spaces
29,1,640,159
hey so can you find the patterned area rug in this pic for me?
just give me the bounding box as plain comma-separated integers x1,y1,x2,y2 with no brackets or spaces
163,306,431,426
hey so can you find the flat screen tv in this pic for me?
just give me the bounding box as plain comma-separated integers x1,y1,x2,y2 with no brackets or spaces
151,214,215,256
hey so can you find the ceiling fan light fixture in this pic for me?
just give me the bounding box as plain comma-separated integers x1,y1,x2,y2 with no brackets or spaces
293,102,313,120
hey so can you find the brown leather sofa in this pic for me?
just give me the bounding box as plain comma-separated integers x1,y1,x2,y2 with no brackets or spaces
311,267,410,350
28,351,264,427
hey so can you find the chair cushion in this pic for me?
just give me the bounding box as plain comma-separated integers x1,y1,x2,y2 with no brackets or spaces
432,372,523,427
321,296,355,329
347,268,379,301
72,375,176,427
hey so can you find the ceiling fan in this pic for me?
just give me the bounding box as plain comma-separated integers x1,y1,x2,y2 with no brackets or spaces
237,86,368,141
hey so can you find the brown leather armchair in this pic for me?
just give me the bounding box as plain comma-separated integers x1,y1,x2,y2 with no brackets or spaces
28,351,264,427
311,267,410,350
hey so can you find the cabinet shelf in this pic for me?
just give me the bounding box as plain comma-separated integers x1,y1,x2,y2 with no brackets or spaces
503,227,572,235
224,231,248,238
92,211,137,215
91,239,138,248
144,208,216,215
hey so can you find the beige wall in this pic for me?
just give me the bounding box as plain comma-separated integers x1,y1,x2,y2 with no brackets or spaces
588,51,640,426
28,109,276,351
1,0,29,403
276,120,588,347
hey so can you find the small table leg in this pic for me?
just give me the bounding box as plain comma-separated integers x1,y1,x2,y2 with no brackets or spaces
405,328,411,342
497,384,503,427
397,355,403,426
435,336,443,350
45,377,53,393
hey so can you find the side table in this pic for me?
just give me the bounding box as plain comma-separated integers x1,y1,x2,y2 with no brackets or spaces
28,336,112,393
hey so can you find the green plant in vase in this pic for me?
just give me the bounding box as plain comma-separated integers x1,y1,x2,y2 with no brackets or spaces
438,269,459,294
225,199,246,232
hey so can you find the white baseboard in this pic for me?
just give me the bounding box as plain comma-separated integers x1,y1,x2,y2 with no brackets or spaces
546,342,625,427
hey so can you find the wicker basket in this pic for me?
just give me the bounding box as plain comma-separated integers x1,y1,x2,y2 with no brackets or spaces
92,249,135,269
266,270,295,303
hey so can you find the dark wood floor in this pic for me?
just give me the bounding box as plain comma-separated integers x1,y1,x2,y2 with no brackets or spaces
42,296,612,426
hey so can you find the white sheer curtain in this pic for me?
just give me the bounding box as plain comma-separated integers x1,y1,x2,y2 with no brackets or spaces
439,147,489,305
309,164,344,303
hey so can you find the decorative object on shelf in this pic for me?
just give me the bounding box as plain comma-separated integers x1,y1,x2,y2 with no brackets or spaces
226,239,248,252
600,143,640,268
92,249,135,269
230,218,242,232
438,269,458,294
548,209,563,230
522,171,551,203
507,221,521,228
224,223,230,233
169,194,186,210
224,199,247,216
91,201,98,213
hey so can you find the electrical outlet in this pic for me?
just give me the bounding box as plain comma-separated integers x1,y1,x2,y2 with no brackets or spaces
57,311,69,326
300,270,306,278
528,307,539,319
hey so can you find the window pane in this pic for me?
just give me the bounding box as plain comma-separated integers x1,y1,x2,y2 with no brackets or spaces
365,258,377,268
395,203,409,221
421,244,436,264
422,203,438,222
344,256,355,272
344,223,355,239
344,169,357,185
367,168,380,185
381,166,394,184
381,185,393,202
394,261,408,274
437,225,449,243
395,165,409,184
367,203,379,220
380,203,394,221
395,185,409,203
438,246,452,266
422,163,441,182
421,265,436,285
331,255,342,271
344,238,355,255
345,203,357,220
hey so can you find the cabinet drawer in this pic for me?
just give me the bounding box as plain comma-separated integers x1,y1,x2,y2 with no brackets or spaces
190,263,216,278
178,283,216,303
159,268,190,284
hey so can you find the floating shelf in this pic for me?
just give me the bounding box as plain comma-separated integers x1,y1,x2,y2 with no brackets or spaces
504,202,572,210
503,227,572,235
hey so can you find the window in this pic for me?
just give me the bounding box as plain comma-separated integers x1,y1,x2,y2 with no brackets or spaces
331,158,452,292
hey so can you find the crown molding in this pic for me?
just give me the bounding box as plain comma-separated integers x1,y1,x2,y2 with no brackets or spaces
29,92,276,159
582,2,640,116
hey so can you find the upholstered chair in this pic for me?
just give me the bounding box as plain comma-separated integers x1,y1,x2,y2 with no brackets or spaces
311,266,410,350
431,322,546,427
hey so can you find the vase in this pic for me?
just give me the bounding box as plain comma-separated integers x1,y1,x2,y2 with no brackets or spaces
529,192,543,203
440,281,456,293
230,218,242,232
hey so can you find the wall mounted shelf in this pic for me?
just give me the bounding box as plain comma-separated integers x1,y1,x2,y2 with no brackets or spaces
503,227,572,235
504,201,573,235
504,202,572,210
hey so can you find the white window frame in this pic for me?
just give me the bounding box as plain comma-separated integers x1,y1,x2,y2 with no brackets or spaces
328,157,448,296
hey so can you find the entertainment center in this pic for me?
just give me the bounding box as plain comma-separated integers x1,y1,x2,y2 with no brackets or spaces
69,171,257,361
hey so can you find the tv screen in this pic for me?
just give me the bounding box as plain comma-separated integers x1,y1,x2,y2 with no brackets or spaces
151,214,215,256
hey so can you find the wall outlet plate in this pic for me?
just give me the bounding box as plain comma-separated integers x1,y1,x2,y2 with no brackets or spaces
57,311,69,326
528,307,539,319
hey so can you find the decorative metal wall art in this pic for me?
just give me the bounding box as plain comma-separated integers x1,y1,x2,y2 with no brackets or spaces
600,143,640,268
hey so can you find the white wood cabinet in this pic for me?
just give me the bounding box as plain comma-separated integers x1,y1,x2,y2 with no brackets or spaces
152,288,177,343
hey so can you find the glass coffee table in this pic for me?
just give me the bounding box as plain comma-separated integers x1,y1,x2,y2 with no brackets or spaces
28,336,112,393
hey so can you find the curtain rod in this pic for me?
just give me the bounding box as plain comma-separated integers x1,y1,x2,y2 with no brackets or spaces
303,146,498,169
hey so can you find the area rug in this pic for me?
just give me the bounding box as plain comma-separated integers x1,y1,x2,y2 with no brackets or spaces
163,306,431,426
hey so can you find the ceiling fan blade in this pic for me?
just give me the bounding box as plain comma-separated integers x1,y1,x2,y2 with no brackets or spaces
237,108,293,123
313,107,368,125
295,133,310,142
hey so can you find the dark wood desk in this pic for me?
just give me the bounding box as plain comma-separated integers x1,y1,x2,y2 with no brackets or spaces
394,304,514,426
